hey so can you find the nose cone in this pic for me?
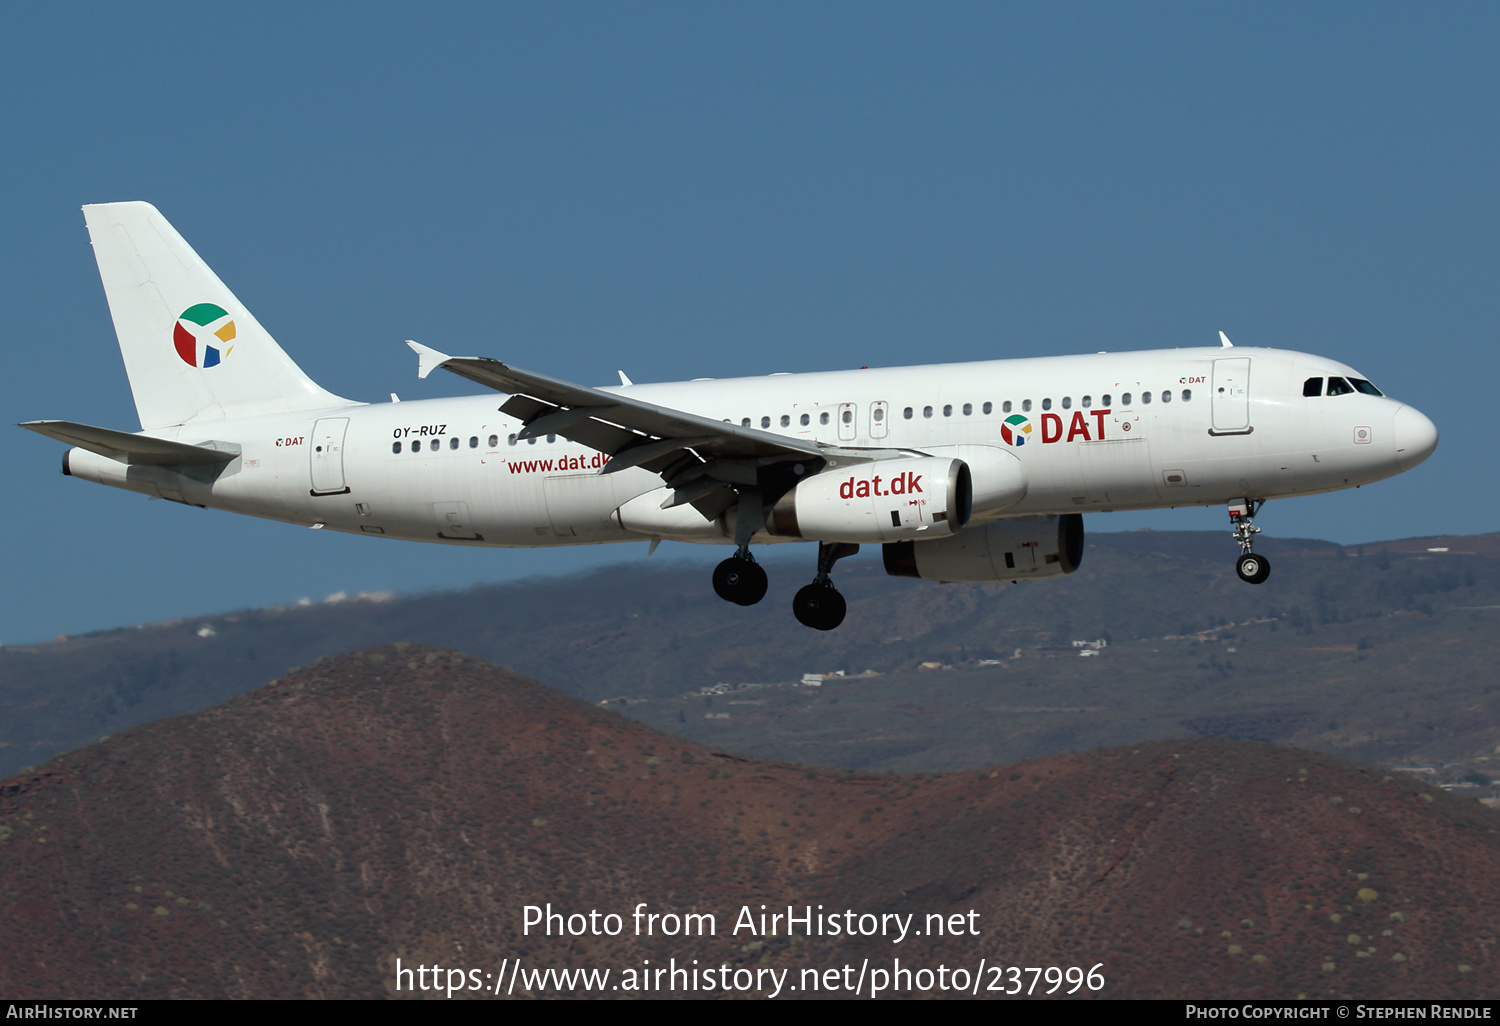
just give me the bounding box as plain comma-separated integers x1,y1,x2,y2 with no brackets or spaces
1393,405,1438,471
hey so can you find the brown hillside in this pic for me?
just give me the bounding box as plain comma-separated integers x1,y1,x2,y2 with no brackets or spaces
1,646,1496,999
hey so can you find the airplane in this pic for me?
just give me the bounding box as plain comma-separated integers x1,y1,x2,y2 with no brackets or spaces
22,202,1439,630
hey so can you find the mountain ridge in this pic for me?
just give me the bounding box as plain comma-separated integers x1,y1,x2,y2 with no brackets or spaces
2,646,1496,999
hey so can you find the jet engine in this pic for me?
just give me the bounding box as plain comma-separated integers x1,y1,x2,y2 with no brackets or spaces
882,513,1083,582
767,456,971,544
918,444,1027,518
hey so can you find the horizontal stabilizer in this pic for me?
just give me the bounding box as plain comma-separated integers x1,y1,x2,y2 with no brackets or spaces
19,420,237,466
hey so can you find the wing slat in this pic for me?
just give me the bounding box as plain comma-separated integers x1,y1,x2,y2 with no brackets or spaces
409,342,823,467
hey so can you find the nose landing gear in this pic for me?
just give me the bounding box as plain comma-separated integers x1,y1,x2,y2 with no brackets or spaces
1230,499,1271,584
793,542,859,630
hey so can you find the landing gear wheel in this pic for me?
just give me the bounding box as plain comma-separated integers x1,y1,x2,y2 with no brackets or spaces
1236,552,1271,584
793,583,846,631
713,556,768,606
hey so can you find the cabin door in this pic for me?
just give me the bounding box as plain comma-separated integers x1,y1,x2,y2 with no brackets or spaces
309,418,350,494
1211,358,1252,434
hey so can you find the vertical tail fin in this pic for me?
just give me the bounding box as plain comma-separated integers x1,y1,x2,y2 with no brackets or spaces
82,202,356,429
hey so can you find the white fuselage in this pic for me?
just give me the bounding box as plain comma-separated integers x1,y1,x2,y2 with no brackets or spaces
63,346,1432,548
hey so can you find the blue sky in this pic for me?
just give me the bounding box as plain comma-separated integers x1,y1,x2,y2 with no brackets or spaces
2,3,1494,644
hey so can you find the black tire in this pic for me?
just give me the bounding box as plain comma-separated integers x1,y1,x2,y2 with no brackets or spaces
793,583,846,630
713,557,768,606
1236,552,1271,585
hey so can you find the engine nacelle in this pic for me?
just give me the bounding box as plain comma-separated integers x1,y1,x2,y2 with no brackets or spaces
918,444,1027,518
767,457,971,544
882,513,1084,582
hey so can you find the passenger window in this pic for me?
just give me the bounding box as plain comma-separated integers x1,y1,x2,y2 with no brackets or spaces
800,413,810,426
1121,393,1132,406
741,418,751,427
1162,390,1172,403
392,441,402,453
962,403,972,416
923,406,933,418
780,415,790,427
1182,389,1191,402
841,410,852,424
527,437,537,446
820,412,830,425
1041,398,1052,411
1102,394,1111,406
1082,395,1092,408
449,437,460,450
1142,392,1152,404
1327,377,1354,396
1022,400,1032,412
1061,397,1072,410
508,434,517,446
547,433,556,443
430,438,440,451
469,436,479,448
488,434,498,448
1351,378,1383,396
903,407,913,419
1002,401,1012,413
943,404,952,417
982,401,992,414
761,416,771,428
873,407,885,422
1303,377,1323,397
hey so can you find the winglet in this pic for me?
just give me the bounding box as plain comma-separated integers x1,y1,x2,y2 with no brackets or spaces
618,370,633,386
1219,331,1234,348
406,340,453,380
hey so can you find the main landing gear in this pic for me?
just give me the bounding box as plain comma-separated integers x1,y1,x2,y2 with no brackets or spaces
709,493,858,629
713,548,768,606
710,542,859,630
793,542,859,631
713,489,770,607
1229,499,1271,584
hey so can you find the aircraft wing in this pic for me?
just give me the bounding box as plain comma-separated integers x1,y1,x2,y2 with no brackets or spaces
19,420,237,466
408,342,825,477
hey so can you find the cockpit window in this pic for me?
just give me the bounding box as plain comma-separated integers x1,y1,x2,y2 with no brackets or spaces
1351,378,1383,396
1303,377,1323,397
1326,377,1354,396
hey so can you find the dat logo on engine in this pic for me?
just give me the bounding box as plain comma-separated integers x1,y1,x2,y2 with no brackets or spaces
838,470,923,499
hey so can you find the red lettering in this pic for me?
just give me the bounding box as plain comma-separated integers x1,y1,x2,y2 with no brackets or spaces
1091,409,1110,439
1041,413,1063,443
1066,411,1090,442
908,473,922,493
855,480,871,498
891,474,905,495
872,474,883,496
840,479,855,499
